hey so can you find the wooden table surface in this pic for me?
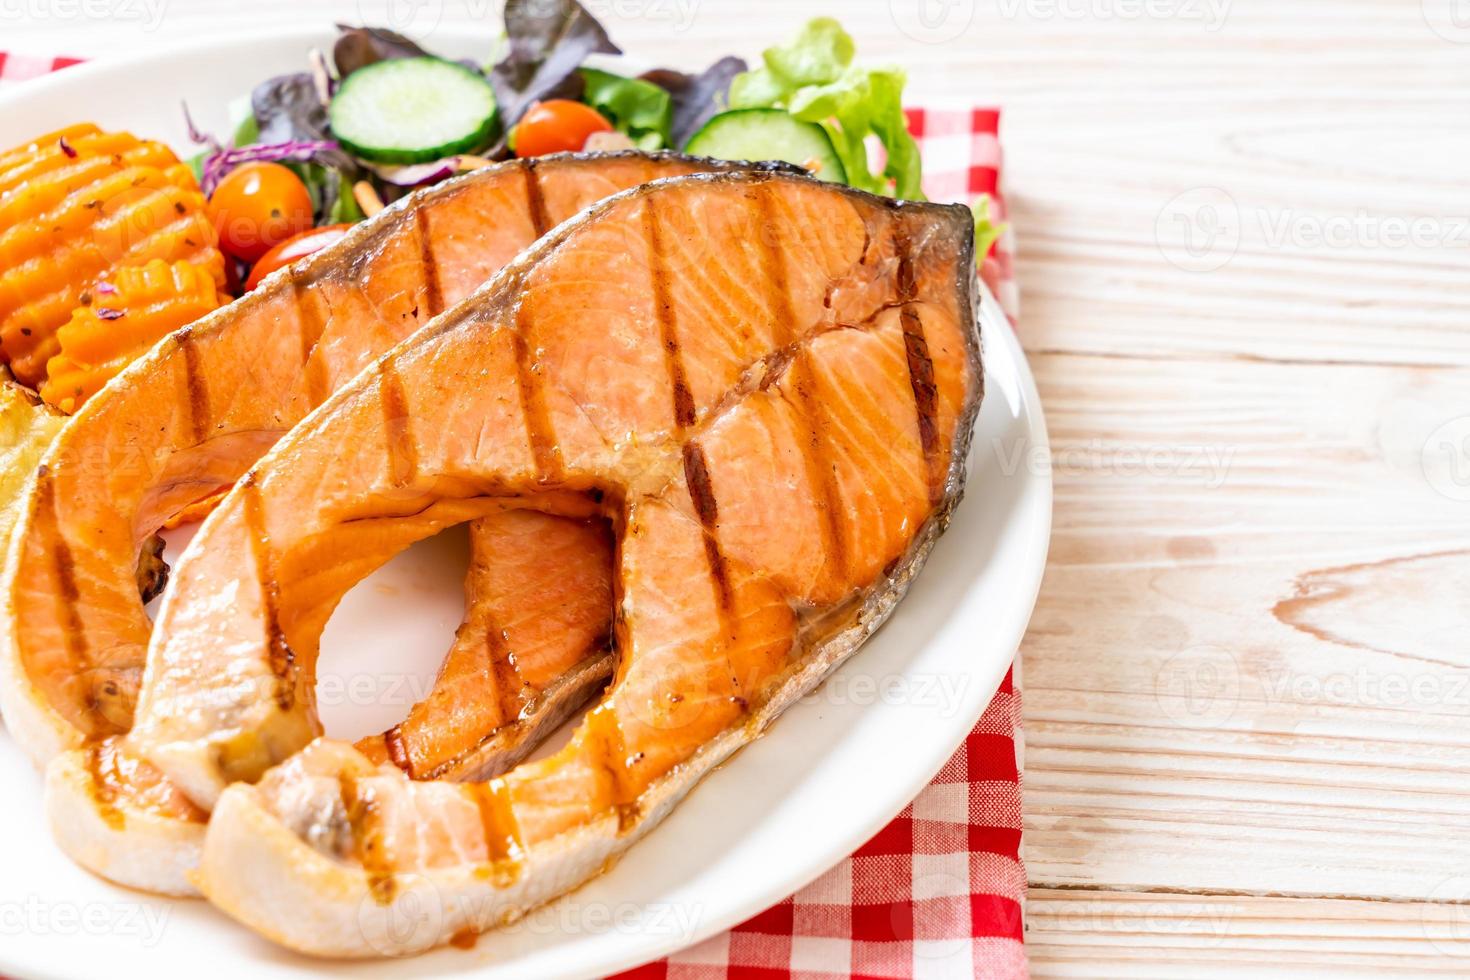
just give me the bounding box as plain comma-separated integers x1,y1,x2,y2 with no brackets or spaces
9,1,1470,974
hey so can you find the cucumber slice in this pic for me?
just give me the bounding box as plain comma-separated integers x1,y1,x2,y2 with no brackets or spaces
330,57,497,165
684,109,846,183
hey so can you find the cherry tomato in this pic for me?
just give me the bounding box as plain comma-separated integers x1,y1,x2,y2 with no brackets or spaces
513,100,613,158
244,223,355,291
207,162,314,263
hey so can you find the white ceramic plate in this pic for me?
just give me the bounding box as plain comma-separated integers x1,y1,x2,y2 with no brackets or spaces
0,30,1051,980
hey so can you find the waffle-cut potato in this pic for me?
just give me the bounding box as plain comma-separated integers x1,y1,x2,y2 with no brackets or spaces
41,259,225,415
0,125,225,387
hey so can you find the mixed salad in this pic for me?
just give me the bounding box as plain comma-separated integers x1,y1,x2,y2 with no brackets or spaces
186,0,1004,291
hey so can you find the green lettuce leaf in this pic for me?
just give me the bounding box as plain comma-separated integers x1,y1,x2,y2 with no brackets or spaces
972,194,1007,261
578,68,672,150
729,18,923,200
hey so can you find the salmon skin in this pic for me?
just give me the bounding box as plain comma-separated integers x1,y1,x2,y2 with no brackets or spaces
123,170,983,956
13,152,785,897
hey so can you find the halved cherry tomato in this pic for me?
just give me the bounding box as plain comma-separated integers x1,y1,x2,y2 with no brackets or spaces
513,100,614,158
244,223,354,291
207,162,315,263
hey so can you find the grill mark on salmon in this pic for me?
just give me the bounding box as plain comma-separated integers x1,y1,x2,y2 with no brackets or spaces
337,774,396,904
378,362,417,487
290,275,330,408
582,702,639,830
900,306,943,504
381,727,413,777
34,469,93,711
511,328,561,483
240,475,295,712
485,617,526,721
787,355,849,585
84,741,125,831
753,184,848,585
413,207,444,319
894,221,917,301
681,441,733,614
644,198,697,430
471,780,523,885
649,195,735,648
175,328,209,443
890,224,943,503
522,159,551,238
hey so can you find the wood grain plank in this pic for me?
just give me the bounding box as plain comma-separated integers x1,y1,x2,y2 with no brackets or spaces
1028,889,1470,976
1023,351,1470,904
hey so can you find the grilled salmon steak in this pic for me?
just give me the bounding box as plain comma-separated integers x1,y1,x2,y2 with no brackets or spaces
122,171,982,956
7,152,770,895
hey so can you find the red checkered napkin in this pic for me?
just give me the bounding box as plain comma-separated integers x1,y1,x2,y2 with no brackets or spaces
1,58,1026,979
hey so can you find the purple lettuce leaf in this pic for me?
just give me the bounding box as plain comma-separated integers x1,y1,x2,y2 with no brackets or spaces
332,25,432,78
487,0,621,147
641,55,748,150
199,140,342,196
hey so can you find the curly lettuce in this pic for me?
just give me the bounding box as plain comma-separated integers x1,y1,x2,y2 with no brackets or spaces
729,18,923,200
578,68,672,150
972,193,1007,261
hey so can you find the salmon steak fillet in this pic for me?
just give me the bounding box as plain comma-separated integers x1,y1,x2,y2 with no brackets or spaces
8,152,776,895
121,170,983,956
